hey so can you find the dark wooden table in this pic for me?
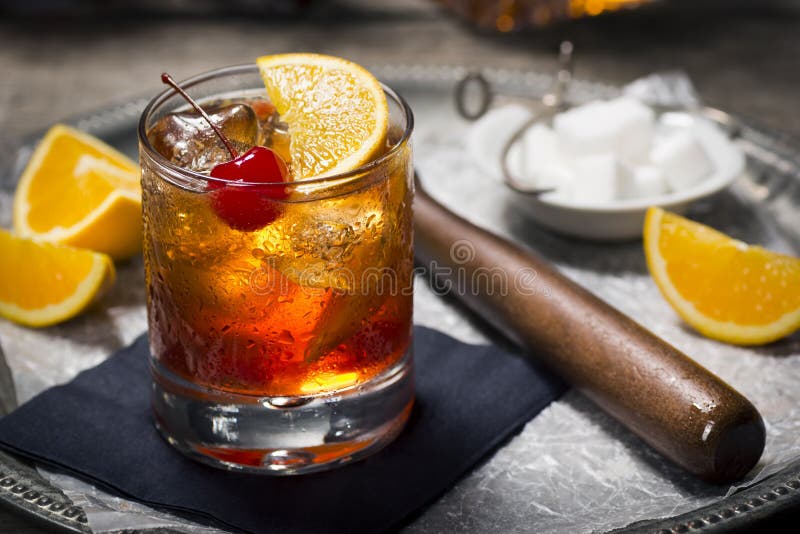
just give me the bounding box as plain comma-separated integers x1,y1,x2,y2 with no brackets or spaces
1,0,799,531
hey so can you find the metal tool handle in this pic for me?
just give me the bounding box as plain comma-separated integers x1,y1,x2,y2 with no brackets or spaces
413,177,765,483
500,41,573,196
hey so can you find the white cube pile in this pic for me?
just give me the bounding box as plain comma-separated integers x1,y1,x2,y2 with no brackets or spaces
478,97,717,204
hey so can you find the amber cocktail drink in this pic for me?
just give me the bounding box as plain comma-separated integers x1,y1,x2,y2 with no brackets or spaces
139,59,414,474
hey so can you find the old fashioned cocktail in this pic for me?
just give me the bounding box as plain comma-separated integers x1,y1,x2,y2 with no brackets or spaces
138,56,414,474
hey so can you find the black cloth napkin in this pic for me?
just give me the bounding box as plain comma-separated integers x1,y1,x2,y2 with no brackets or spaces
0,326,565,533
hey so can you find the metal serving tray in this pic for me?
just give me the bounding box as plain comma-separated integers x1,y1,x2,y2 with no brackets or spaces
0,64,798,533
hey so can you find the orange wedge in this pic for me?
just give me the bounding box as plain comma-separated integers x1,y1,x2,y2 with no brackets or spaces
13,124,142,260
256,53,388,179
0,228,115,327
644,207,800,345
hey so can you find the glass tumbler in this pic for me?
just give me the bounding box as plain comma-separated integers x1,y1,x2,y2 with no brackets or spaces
138,64,414,474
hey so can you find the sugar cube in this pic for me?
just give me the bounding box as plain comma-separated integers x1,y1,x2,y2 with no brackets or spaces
522,124,560,169
650,131,714,191
619,163,668,199
569,153,620,204
519,124,573,190
554,101,619,156
554,97,655,163
606,97,655,163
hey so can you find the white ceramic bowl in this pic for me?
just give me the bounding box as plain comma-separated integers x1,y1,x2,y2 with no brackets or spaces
502,115,745,241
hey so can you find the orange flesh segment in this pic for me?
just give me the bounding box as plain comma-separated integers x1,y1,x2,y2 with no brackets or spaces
645,207,800,345
25,132,137,232
0,229,114,327
257,53,388,179
660,216,800,325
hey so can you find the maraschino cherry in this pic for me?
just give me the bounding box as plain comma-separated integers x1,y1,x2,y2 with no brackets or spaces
161,73,289,231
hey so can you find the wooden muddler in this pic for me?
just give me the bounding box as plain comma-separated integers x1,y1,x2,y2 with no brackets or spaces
414,179,765,483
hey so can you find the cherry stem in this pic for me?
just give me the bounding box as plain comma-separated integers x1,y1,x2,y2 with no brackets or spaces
161,72,239,159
